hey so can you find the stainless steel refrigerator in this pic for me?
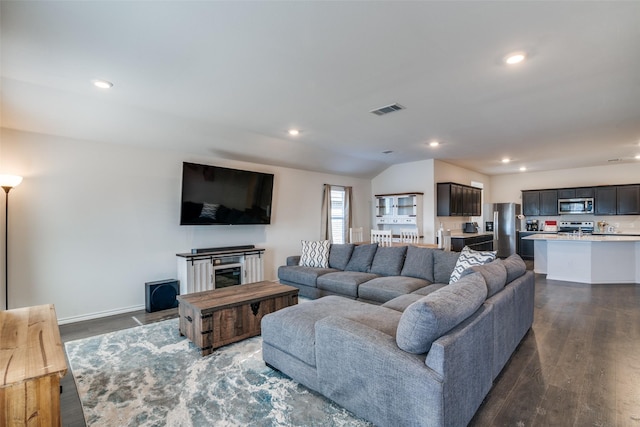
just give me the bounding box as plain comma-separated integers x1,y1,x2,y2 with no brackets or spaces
483,203,521,258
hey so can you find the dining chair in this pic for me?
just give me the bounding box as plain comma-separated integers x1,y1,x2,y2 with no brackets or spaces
349,227,364,243
400,229,420,244
370,229,392,246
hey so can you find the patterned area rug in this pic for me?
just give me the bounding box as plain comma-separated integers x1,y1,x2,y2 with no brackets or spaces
65,319,371,427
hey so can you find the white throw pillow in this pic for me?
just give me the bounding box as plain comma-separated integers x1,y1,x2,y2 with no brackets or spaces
449,246,497,284
299,240,330,268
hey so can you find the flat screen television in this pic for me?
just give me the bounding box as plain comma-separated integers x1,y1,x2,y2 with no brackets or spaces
180,162,274,225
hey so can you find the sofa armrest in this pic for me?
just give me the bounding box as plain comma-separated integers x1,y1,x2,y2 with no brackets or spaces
315,316,444,426
286,255,301,266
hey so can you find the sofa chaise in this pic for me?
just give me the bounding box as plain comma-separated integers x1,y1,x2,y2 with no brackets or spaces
263,244,534,427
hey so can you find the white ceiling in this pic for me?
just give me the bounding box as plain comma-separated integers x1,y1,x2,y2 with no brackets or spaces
2,1,639,178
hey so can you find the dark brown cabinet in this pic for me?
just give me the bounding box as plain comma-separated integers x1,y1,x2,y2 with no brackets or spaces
451,234,494,252
557,187,595,199
595,186,617,215
437,183,482,217
617,185,640,215
516,231,536,260
522,190,557,216
522,191,540,216
539,190,558,215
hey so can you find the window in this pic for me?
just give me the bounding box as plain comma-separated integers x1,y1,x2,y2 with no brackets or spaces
331,187,347,243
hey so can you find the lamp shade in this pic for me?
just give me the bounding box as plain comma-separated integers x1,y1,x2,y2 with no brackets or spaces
0,175,23,188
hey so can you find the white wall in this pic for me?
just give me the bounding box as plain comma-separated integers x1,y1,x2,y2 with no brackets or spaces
0,128,371,321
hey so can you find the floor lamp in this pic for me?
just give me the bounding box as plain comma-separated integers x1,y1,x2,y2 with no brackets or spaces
0,174,23,310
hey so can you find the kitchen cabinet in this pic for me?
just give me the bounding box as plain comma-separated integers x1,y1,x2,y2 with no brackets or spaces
539,190,558,215
595,186,617,215
522,190,556,216
522,191,540,216
516,231,537,260
450,234,494,252
437,183,482,217
557,187,594,199
617,185,640,215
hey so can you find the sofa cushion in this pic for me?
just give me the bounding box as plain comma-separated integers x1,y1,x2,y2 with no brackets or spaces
317,271,379,298
395,272,488,354
358,276,430,304
432,250,460,284
299,240,330,268
449,246,497,284
460,258,508,297
410,283,447,296
503,254,527,283
382,294,424,312
277,265,338,287
262,296,402,367
400,246,435,282
370,246,407,276
344,243,378,273
329,243,355,270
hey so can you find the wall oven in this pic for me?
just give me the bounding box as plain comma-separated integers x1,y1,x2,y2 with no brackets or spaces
558,198,594,215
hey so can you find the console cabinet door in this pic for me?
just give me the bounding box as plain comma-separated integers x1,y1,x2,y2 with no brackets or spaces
617,185,640,215
595,186,617,215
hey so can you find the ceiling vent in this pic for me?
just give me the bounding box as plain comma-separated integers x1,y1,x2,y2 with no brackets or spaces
370,103,405,116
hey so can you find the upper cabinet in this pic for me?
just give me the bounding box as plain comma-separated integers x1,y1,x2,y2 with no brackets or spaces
375,193,423,225
437,183,482,217
523,184,640,216
594,186,617,215
522,190,557,216
616,185,640,215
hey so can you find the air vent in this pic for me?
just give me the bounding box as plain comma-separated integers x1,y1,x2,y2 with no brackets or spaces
370,103,405,116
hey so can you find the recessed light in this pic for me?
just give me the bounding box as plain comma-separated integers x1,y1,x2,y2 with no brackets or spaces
429,141,440,147
501,158,511,163
93,79,113,89
504,52,526,65
635,155,640,160
519,166,527,172
288,129,300,136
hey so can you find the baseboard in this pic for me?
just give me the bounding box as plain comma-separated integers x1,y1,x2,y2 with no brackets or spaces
58,304,145,325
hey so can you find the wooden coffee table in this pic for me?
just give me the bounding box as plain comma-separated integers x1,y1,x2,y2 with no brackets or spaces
177,281,298,356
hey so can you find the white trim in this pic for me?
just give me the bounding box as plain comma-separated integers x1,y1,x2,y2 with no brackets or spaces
57,304,145,325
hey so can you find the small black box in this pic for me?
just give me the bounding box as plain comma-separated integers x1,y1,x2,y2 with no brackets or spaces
145,279,180,313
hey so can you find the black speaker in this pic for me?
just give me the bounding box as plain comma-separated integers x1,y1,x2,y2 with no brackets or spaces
145,279,180,312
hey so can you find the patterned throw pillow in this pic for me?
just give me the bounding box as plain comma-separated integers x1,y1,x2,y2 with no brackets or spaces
199,203,220,220
298,240,330,268
449,246,496,284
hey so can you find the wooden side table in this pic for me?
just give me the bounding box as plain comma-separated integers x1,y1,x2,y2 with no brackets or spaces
0,304,68,426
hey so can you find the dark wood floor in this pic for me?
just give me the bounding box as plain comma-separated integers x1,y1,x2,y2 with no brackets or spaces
59,276,640,427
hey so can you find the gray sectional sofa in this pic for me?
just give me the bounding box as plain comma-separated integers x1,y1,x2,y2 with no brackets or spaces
264,243,534,427
278,243,461,302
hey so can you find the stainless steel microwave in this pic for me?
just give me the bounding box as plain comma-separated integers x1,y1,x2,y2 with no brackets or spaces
558,198,594,215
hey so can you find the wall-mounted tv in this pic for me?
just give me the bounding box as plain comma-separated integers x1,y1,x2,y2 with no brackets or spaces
180,162,274,225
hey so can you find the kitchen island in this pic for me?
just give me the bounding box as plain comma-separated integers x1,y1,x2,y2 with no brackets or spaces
523,234,640,284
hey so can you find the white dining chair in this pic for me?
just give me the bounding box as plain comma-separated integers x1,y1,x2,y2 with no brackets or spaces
400,229,420,244
370,229,392,246
349,227,364,243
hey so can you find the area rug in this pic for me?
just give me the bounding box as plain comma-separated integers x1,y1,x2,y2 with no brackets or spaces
65,319,371,427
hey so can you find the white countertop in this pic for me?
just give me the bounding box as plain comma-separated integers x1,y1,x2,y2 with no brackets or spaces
523,233,640,242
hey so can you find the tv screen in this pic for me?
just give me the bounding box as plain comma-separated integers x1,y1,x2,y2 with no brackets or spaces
180,162,274,225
